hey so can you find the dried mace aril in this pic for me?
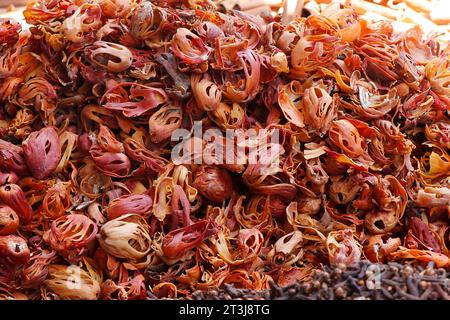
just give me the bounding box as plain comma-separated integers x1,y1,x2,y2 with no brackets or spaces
193,166,233,203
22,127,61,180
0,235,30,265
0,205,19,236
0,184,33,223
0,0,449,300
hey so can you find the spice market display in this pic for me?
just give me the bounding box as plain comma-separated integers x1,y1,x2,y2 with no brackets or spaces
0,0,449,300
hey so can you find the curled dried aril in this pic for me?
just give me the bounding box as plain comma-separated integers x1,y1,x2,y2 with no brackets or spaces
22,127,61,180
43,258,102,300
0,235,30,265
106,194,153,220
162,219,218,260
171,28,211,66
0,183,33,223
0,139,29,176
328,119,365,158
0,205,19,236
193,166,233,203
148,104,182,143
43,214,98,263
21,248,56,288
88,41,133,73
98,214,152,262
42,181,72,219
90,145,131,178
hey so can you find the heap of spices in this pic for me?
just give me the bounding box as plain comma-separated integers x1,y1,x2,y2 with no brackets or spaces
0,0,449,299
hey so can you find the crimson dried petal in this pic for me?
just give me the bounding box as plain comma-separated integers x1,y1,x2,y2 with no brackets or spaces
0,183,33,223
403,26,435,65
395,52,422,88
259,54,278,84
267,195,288,218
74,57,109,84
212,37,249,72
107,194,153,220
0,260,16,285
88,202,107,226
80,103,117,132
232,10,264,46
289,17,341,76
162,219,218,260
129,49,157,81
354,87,400,119
362,59,399,86
22,127,61,180
101,267,147,300
0,235,30,265
254,183,298,200
195,21,224,40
